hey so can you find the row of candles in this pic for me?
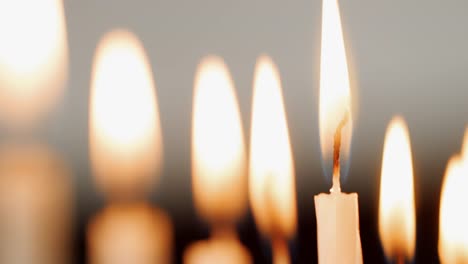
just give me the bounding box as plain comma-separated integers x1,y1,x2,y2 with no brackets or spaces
0,0,466,263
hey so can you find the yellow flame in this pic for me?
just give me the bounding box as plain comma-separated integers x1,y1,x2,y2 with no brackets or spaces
89,30,162,198
319,0,352,176
378,117,416,261
439,155,468,263
0,0,68,128
249,55,297,239
192,56,247,224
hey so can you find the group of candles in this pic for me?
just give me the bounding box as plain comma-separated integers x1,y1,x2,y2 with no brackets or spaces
0,0,466,263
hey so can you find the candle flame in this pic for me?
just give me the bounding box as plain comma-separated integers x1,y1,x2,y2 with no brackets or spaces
319,0,353,183
249,55,297,239
0,0,68,128
89,30,162,199
378,117,416,261
439,156,468,263
192,56,247,225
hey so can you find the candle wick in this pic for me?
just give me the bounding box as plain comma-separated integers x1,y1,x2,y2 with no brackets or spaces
331,111,349,193
396,254,405,264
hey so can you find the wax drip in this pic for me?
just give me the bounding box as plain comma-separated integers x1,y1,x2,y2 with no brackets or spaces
331,111,349,193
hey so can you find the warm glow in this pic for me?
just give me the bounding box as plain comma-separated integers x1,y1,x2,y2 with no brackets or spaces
88,203,172,264
192,56,247,224
378,117,416,261
319,0,352,179
249,55,297,239
89,30,162,198
0,0,68,128
439,156,468,263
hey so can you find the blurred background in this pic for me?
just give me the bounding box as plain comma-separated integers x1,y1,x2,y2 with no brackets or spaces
0,0,468,263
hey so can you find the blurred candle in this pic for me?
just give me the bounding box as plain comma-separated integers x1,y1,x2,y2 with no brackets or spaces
88,203,172,264
378,117,416,263
184,230,251,264
89,29,163,200
249,55,297,264
0,144,72,264
0,0,68,129
314,0,362,262
185,56,250,264
439,131,468,264
88,29,172,264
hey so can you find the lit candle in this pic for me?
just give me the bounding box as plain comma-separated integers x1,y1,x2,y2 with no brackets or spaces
314,0,362,262
88,29,172,264
249,55,297,264
0,0,68,128
0,144,72,264
378,117,416,264
184,56,251,264
89,29,163,200
439,129,468,264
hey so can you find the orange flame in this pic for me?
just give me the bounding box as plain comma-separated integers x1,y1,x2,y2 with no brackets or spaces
249,55,296,239
191,56,247,225
89,30,162,198
378,117,416,261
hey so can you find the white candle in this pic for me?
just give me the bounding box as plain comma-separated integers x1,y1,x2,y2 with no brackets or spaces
0,144,72,264
249,55,297,264
314,114,361,264
315,0,362,262
315,193,362,264
185,56,252,263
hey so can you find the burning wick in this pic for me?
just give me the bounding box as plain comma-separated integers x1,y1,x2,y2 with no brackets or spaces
331,111,349,193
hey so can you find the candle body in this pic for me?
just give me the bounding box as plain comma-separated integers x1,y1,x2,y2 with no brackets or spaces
184,236,251,264
87,203,172,264
315,192,362,264
0,144,72,264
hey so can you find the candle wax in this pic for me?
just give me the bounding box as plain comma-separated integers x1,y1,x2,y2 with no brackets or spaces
0,144,72,264
315,191,362,264
87,203,173,264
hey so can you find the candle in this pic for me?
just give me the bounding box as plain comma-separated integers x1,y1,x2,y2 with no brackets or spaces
439,129,468,263
378,117,416,263
88,203,172,264
185,56,251,264
314,0,362,262
249,55,297,264
0,0,68,128
88,29,172,264
0,144,72,264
